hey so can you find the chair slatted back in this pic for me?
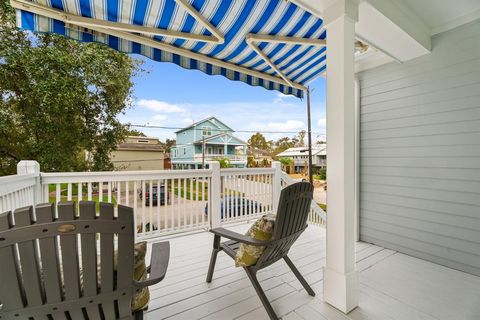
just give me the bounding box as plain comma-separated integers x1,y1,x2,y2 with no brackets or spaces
257,182,313,268
0,201,135,320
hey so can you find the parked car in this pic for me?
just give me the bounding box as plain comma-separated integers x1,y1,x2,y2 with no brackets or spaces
139,184,169,206
205,196,263,219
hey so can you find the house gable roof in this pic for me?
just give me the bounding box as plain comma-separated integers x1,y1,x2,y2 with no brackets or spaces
175,117,234,134
276,145,326,157
193,132,247,145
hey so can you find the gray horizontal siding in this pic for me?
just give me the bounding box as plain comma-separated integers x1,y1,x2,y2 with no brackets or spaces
358,20,480,276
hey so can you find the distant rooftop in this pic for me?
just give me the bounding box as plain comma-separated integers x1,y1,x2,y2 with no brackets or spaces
277,144,326,157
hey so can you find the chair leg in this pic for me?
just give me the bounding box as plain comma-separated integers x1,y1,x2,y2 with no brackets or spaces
244,268,279,320
206,235,221,283
283,256,315,296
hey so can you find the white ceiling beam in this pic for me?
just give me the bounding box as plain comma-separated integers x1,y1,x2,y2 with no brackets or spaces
11,0,222,44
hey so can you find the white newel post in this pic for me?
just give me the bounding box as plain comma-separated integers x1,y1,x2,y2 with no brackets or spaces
209,161,221,229
323,0,359,313
17,160,42,207
272,161,282,213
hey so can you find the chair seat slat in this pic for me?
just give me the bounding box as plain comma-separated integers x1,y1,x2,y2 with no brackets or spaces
14,206,44,307
79,201,100,319
36,203,63,304
99,202,116,319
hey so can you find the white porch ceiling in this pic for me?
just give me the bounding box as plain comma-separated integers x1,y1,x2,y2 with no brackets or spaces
291,0,480,71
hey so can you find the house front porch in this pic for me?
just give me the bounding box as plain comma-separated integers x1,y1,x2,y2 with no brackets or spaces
145,223,480,320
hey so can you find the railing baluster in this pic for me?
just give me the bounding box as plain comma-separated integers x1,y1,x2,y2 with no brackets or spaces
183,178,187,229
157,179,161,232
189,177,193,228
88,182,92,201
133,181,138,234
164,179,169,231
99,181,103,202
177,178,181,229
171,178,175,231
108,181,112,203
78,183,82,202
56,183,61,204
149,180,153,235
117,181,121,206
141,180,145,235
125,181,129,206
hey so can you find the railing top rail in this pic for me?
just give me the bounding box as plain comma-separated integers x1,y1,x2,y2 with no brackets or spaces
220,167,275,175
0,174,37,196
41,169,213,184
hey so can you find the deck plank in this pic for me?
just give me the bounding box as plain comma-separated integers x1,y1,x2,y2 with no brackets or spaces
144,224,480,320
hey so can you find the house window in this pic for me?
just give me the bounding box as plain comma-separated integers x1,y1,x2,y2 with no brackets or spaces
183,148,186,155
202,126,212,136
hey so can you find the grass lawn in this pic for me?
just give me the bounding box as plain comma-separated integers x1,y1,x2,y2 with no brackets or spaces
171,179,209,201
48,183,117,211
317,203,327,212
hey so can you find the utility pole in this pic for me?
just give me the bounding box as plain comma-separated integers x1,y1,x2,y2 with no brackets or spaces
307,86,313,185
202,136,206,169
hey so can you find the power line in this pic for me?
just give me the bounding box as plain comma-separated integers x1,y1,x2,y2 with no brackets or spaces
128,123,326,135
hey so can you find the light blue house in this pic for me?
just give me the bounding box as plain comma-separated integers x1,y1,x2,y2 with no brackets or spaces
171,117,247,169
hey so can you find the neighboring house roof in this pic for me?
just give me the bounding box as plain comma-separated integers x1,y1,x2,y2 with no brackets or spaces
248,147,271,157
116,143,165,152
192,132,247,145
174,116,234,133
116,136,166,152
277,145,327,157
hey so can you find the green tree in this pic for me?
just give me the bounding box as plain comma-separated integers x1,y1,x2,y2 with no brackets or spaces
125,129,147,137
164,139,176,153
272,137,294,154
278,157,293,172
248,132,270,150
0,2,140,175
297,130,306,147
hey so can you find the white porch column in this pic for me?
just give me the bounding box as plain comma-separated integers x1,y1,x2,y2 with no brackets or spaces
323,0,359,313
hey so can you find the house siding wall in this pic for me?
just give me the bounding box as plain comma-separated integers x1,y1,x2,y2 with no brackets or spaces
358,20,480,276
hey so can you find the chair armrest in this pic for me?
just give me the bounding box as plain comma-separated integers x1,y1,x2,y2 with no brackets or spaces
210,227,270,246
134,241,170,288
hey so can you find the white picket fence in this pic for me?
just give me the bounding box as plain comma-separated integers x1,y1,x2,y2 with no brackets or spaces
0,161,325,239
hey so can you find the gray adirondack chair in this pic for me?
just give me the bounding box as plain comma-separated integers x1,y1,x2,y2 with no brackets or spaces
0,201,169,320
206,182,315,320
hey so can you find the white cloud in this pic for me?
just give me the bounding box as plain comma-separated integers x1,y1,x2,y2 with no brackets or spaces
152,114,167,121
182,118,194,123
273,92,296,104
265,120,305,131
317,117,326,128
137,99,185,113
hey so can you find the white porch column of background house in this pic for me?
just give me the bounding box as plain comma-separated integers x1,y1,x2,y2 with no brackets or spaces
323,0,359,313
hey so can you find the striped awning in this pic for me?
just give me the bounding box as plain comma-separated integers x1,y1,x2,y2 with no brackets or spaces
12,0,327,98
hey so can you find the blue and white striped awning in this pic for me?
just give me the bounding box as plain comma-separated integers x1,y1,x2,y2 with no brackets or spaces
12,0,327,98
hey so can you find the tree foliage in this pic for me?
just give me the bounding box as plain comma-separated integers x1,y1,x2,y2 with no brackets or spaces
248,132,270,150
0,2,140,175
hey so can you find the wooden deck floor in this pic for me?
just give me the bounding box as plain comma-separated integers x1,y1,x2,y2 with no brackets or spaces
144,224,480,320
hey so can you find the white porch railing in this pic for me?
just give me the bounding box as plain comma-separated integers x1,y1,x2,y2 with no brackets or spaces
281,172,327,226
0,161,325,240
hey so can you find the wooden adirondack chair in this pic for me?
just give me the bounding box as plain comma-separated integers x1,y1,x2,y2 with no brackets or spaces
0,201,169,320
206,182,315,320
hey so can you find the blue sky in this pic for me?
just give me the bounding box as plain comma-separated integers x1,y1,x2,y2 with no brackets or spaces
120,55,327,142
